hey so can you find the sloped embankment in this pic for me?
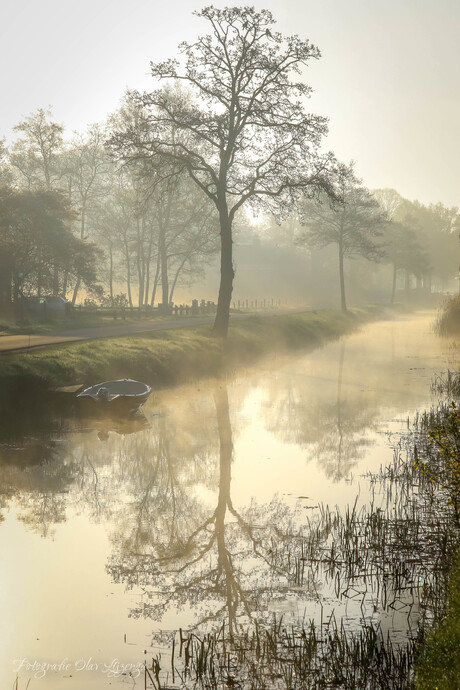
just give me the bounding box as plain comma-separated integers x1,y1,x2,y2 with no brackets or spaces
0,307,384,390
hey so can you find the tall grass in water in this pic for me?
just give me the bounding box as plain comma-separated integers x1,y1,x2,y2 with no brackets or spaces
142,396,459,689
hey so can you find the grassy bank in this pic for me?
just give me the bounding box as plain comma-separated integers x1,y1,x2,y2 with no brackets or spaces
412,373,460,689
0,312,165,336
0,307,383,390
415,547,460,689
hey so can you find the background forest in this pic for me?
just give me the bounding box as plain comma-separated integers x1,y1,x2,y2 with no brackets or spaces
1,69,459,317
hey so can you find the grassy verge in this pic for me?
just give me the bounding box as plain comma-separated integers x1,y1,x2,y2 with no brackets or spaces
0,307,383,389
412,373,460,688
414,547,460,689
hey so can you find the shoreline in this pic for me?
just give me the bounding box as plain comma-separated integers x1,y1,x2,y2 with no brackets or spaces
0,306,393,392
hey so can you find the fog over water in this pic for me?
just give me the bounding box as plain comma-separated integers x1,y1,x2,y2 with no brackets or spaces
1,2,459,685
0,312,456,688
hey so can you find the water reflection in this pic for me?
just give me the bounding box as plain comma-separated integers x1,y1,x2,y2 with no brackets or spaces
108,384,315,636
0,314,454,688
0,383,151,534
264,341,377,480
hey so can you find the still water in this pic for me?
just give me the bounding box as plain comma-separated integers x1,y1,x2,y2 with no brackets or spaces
0,312,455,688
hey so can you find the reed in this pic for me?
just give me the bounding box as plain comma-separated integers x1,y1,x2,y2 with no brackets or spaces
142,370,460,689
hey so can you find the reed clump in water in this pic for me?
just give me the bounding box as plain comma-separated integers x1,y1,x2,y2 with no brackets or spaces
435,294,460,336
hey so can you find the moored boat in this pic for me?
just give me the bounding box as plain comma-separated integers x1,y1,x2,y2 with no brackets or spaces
76,379,152,414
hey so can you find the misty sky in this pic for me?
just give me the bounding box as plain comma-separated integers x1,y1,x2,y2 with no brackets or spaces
1,0,459,207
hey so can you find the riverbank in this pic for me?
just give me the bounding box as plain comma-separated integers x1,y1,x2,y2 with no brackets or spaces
0,306,386,390
412,381,460,689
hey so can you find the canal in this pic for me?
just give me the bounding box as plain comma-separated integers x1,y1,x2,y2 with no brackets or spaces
0,311,455,688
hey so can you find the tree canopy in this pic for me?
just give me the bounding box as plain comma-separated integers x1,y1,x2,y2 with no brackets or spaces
110,5,337,334
0,187,100,310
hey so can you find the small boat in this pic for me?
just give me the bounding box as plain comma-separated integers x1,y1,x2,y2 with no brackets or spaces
76,379,152,414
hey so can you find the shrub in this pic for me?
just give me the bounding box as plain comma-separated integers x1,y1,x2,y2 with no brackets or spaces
436,295,460,336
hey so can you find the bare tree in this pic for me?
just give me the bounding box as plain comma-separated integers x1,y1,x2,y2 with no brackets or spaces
10,108,64,190
63,124,109,303
111,6,336,335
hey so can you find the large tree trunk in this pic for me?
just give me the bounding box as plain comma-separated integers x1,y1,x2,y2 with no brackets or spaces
72,202,86,305
123,235,133,310
213,213,234,337
72,277,81,306
144,234,154,307
136,217,145,309
53,265,59,295
338,240,347,312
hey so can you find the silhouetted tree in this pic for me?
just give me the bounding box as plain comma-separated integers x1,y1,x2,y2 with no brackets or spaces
111,6,337,335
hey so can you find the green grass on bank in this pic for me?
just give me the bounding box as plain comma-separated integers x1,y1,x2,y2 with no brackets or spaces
414,547,460,690
413,386,460,689
0,307,384,389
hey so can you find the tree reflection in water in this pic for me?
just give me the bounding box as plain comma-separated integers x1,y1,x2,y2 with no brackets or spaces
0,434,76,537
108,384,316,636
265,341,378,480
0,385,149,534
0,380,322,630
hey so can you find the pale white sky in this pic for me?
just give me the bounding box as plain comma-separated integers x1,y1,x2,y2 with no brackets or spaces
1,0,459,206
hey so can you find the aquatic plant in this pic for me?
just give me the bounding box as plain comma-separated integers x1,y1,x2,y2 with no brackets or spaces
141,409,459,689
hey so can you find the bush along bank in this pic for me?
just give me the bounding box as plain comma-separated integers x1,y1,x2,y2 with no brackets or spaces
411,373,460,689
0,307,385,391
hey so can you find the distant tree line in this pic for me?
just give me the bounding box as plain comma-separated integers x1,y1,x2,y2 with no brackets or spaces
0,105,219,315
293,170,460,311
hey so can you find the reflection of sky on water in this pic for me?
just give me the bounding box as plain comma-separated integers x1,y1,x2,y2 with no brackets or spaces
0,312,456,688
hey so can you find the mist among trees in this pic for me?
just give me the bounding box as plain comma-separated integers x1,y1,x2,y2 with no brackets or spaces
1,6,459,331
